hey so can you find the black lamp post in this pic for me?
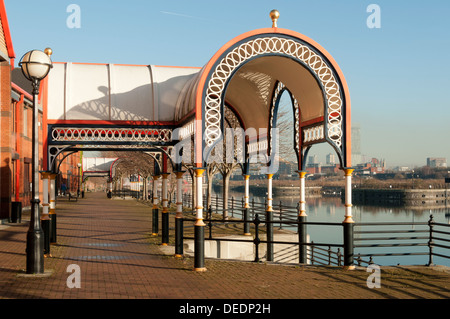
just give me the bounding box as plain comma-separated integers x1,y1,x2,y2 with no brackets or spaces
77,162,82,198
19,48,53,274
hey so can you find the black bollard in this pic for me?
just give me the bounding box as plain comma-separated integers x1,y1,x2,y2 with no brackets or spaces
298,214,307,264
152,208,159,236
343,221,354,269
175,216,183,257
194,219,206,271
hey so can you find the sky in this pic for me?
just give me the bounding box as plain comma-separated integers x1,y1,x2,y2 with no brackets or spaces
5,0,450,168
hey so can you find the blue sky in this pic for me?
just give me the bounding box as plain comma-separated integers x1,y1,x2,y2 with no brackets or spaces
5,0,450,168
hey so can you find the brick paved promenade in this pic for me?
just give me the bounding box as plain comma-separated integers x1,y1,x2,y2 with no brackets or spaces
0,192,449,304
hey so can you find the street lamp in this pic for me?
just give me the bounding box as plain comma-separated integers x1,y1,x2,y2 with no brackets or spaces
19,48,53,274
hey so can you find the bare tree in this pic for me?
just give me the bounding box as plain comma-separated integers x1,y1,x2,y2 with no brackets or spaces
275,101,298,163
102,151,155,199
214,105,244,219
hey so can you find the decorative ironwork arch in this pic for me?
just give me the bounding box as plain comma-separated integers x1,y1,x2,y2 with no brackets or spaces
199,32,350,168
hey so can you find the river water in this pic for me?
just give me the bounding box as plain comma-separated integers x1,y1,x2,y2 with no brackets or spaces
210,188,450,267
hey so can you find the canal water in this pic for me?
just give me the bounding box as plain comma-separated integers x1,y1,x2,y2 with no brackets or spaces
211,188,450,267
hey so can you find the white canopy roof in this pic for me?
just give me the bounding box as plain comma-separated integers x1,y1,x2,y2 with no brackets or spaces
46,62,200,122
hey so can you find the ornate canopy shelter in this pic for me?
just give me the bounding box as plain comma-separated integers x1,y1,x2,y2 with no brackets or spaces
41,10,354,270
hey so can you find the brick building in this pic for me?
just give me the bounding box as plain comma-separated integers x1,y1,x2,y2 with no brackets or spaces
0,1,79,222
0,0,17,220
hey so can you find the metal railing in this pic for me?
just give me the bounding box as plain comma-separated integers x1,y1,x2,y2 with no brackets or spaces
111,189,142,198
354,215,450,265
183,192,299,224
178,193,450,267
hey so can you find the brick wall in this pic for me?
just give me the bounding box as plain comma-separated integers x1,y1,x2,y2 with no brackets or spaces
0,61,11,219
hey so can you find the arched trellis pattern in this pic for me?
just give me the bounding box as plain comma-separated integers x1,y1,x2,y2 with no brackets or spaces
200,33,349,168
267,81,300,164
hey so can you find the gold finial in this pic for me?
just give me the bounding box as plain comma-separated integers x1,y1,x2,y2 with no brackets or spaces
270,9,280,28
44,47,53,56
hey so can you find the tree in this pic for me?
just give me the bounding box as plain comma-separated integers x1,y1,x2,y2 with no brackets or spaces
102,151,156,199
215,105,244,219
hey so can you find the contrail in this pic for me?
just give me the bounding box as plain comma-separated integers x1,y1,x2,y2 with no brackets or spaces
160,11,210,21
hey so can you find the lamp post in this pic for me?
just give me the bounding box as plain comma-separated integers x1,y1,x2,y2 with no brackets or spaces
77,162,82,198
19,48,53,274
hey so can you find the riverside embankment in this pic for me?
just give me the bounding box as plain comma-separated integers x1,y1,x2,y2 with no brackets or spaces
352,188,449,208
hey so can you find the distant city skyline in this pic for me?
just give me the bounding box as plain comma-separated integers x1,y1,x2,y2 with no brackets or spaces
5,1,450,167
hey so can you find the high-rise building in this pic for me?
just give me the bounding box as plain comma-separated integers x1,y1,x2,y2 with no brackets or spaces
427,157,447,168
351,123,362,165
326,153,336,165
308,154,318,165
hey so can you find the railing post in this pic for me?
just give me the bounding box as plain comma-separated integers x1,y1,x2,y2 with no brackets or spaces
231,196,234,218
208,206,213,239
328,246,331,265
216,193,219,213
428,214,434,266
254,214,260,262
279,200,283,229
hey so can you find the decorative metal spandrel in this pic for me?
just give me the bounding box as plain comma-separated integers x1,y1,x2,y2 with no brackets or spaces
303,124,325,144
50,127,173,144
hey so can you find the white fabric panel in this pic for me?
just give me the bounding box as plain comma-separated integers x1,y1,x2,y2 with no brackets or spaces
67,63,110,120
83,157,117,171
110,65,154,121
46,62,199,122
47,63,66,120
151,66,200,121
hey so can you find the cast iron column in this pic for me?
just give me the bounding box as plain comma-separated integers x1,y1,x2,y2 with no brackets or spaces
266,173,274,262
194,168,206,271
343,168,355,269
298,171,308,264
161,173,170,246
174,171,185,257
40,172,51,257
49,173,57,243
152,175,160,236
243,174,251,236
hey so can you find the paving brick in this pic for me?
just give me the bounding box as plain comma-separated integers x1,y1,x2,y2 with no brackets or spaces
0,192,448,303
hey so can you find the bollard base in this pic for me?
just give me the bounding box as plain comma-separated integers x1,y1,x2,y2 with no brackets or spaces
17,269,53,278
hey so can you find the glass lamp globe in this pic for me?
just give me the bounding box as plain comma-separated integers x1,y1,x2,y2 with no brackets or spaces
19,50,53,81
